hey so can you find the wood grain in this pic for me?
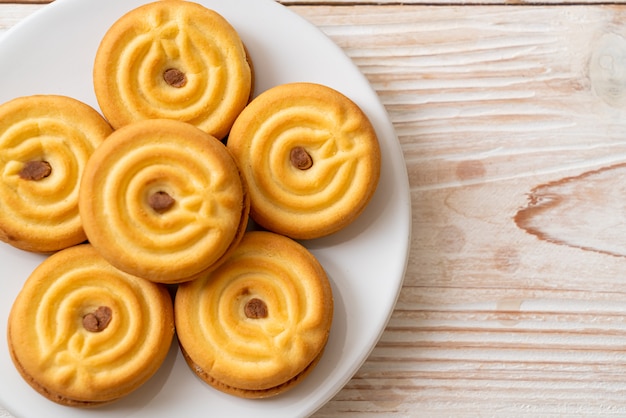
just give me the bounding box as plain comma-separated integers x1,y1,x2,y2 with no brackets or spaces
294,5,626,416
4,2,626,416
515,163,626,258
0,3,42,32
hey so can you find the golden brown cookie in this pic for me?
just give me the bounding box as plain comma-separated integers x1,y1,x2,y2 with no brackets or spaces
0,95,112,253
7,244,175,407
93,0,252,139
78,118,249,284
175,231,333,398
227,82,381,240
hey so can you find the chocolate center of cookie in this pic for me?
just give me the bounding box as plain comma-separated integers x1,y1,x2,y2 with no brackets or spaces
244,298,268,319
163,68,187,88
149,191,176,213
82,306,112,332
290,146,313,170
19,160,51,181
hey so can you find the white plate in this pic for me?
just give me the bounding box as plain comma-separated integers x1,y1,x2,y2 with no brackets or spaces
0,0,411,417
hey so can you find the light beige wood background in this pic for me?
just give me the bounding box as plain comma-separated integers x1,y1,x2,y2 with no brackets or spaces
4,0,626,416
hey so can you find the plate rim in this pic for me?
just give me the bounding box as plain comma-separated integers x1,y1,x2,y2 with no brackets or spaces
0,0,412,416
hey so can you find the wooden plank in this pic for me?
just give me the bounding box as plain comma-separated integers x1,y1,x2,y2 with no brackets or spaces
0,4,43,33
283,0,626,3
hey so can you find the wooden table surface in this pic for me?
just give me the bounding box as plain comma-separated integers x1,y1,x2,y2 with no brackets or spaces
4,0,626,416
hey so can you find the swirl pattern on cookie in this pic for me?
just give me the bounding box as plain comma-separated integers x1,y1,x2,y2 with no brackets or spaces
79,119,248,284
175,231,333,398
7,244,174,406
227,82,381,239
93,0,252,139
0,95,112,252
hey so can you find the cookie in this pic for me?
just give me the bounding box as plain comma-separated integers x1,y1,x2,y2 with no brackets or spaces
0,95,112,253
7,244,175,407
227,82,381,239
175,231,333,398
93,0,252,139
78,118,249,284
